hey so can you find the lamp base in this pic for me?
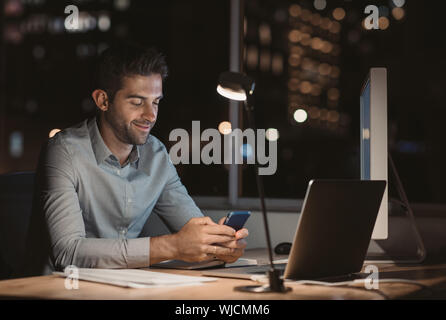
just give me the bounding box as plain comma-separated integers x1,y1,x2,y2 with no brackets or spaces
234,284,292,293
234,269,291,293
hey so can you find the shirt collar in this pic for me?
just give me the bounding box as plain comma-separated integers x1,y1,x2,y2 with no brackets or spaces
88,116,140,168
124,145,140,168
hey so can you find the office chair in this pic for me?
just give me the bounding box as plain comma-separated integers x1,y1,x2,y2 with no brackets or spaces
0,168,174,279
0,171,35,280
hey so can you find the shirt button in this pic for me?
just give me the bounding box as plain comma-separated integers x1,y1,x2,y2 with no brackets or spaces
116,170,120,175
118,226,128,239
127,198,132,203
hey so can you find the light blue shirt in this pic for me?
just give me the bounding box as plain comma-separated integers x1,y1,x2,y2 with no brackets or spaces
36,117,203,271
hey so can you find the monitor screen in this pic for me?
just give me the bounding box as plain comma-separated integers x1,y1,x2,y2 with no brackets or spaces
361,79,371,180
360,68,388,240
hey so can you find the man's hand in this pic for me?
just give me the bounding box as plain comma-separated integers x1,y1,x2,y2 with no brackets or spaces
171,217,240,263
214,217,249,264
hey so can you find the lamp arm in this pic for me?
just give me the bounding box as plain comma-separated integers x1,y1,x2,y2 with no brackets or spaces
242,100,274,266
243,98,287,292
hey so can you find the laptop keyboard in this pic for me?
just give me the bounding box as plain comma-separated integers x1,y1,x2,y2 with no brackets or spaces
223,263,369,283
227,263,286,275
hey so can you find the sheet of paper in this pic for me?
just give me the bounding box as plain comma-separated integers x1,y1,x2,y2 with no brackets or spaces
151,258,258,270
226,258,258,267
151,259,225,270
273,258,289,264
54,268,217,288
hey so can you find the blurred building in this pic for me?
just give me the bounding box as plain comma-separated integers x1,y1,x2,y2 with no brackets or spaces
1,0,445,203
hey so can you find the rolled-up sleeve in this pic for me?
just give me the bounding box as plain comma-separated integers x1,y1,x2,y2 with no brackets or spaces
38,137,150,271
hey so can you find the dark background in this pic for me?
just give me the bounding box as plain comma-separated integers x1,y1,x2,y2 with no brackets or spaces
1,0,445,203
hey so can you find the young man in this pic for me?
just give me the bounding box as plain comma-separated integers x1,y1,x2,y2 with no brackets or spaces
27,44,248,274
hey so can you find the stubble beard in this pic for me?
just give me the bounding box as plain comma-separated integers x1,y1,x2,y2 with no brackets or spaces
104,108,153,146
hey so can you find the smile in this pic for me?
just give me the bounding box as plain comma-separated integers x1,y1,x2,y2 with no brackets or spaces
133,122,151,132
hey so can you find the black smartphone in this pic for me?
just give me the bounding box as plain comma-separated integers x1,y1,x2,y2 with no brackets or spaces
223,211,251,231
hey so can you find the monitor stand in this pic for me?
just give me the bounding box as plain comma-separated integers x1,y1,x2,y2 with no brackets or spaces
365,154,426,264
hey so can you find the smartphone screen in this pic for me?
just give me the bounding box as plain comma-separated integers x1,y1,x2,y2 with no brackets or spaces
224,211,250,231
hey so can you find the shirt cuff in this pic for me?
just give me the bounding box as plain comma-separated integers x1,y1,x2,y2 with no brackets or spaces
126,237,150,268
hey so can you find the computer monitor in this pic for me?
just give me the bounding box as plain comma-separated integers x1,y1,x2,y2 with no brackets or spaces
360,67,388,240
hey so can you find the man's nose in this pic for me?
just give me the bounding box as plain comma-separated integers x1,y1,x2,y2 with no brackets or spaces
143,103,157,122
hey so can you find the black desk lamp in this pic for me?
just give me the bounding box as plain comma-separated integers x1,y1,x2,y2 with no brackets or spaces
217,71,291,293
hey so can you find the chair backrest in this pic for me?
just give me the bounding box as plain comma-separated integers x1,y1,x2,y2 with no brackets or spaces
0,170,174,279
0,172,35,280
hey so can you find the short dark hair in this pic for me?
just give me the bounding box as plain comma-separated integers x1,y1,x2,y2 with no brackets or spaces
96,44,168,101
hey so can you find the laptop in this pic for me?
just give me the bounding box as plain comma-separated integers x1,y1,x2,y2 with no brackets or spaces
202,179,386,281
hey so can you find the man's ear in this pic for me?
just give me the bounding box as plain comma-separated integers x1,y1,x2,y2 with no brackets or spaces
91,89,110,112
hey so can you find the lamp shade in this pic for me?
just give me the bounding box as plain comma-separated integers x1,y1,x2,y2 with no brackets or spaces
216,71,255,101
216,84,246,101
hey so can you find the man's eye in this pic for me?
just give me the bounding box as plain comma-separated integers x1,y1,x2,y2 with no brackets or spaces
130,100,143,106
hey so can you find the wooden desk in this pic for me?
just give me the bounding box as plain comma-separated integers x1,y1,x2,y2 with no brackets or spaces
0,249,445,300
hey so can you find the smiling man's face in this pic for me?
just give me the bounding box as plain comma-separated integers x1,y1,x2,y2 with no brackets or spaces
103,73,163,146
